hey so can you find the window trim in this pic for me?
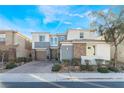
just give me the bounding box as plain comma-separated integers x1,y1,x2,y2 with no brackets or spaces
80,32,84,39
50,37,58,46
0,34,6,42
39,35,45,42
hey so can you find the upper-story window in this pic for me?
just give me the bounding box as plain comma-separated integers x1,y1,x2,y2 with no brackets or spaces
80,32,84,39
39,35,45,42
0,34,6,42
50,37,58,46
59,36,65,41
55,38,57,44
50,38,53,44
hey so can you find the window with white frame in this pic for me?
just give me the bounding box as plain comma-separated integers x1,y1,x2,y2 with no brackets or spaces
0,34,6,42
80,32,84,39
50,37,58,46
55,38,57,44
50,38,53,44
59,36,65,41
39,35,45,42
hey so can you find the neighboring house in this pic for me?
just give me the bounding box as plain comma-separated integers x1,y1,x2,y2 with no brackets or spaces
60,29,111,62
95,33,124,63
111,41,124,63
31,32,66,61
0,30,32,61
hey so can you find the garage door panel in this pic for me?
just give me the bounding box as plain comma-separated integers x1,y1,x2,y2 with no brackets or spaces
36,51,47,61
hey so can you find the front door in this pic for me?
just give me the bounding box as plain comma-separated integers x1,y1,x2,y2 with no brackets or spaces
86,45,95,56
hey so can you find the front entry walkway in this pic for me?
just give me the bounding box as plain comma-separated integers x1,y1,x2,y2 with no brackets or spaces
6,61,53,73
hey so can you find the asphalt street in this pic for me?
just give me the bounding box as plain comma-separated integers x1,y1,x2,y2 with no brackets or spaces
0,82,124,88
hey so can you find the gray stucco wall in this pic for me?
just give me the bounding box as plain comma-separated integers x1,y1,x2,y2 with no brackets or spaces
60,45,73,60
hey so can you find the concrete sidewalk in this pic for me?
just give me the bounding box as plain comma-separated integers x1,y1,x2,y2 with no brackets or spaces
0,73,124,82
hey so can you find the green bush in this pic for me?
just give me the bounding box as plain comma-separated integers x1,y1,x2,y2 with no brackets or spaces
26,58,32,62
52,64,61,72
87,65,95,71
71,58,81,66
107,60,114,65
108,67,119,72
62,60,70,66
121,66,124,70
17,57,32,63
86,64,95,71
6,62,17,69
85,60,90,69
80,60,95,71
80,64,95,71
80,65,86,71
97,67,109,73
9,59,16,63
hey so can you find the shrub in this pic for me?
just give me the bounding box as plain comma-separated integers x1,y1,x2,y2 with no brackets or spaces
52,64,61,72
6,62,17,69
26,58,32,62
17,57,26,62
87,65,95,71
17,57,32,63
82,60,95,71
62,60,70,66
97,67,109,73
80,65,86,71
108,67,119,72
121,66,124,70
107,60,114,65
85,60,90,69
85,64,95,71
9,59,16,63
71,58,81,66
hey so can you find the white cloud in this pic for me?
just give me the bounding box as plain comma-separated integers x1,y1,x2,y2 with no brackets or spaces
83,11,97,22
68,13,84,18
38,6,95,25
38,5,69,24
12,17,40,28
0,15,41,37
68,10,92,19
76,27,82,29
84,11,92,16
63,21,72,25
0,15,17,30
103,9,109,13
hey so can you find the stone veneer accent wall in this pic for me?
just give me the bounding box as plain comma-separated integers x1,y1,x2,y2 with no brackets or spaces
73,43,86,58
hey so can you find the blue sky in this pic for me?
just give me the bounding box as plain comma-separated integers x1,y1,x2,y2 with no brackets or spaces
0,5,121,37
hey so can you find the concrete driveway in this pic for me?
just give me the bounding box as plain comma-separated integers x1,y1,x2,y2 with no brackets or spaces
6,61,53,73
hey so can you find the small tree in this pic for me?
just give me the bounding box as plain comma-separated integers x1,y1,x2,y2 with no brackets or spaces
0,48,8,72
0,44,17,71
90,9,124,67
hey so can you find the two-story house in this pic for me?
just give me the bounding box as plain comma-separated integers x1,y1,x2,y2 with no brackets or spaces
31,29,111,62
0,30,32,61
60,29,111,62
31,32,66,61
